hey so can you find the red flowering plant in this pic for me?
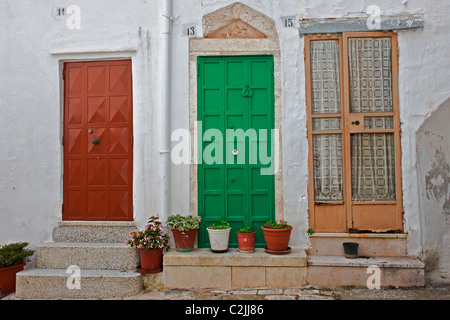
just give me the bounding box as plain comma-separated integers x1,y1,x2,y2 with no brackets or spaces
262,219,292,230
127,216,171,251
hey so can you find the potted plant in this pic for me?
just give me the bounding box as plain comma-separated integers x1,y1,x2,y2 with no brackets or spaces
0,242,35,294
167,214,202,252
261,219,293,255
206,220,231,253
236,227,256,254
343,242,359,259
127,216,170,274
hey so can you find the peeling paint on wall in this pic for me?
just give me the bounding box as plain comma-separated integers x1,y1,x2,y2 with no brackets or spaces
425,148,450,215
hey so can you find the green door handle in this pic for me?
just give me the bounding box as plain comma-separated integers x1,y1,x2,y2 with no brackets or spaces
242,85,253,97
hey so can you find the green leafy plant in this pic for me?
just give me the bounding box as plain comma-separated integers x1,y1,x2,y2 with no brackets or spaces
307,228,315,236
237,226,253,234
0,242,35,268
262,219,292,230
127,216,171,251
208,219,230,230
167,214,202,231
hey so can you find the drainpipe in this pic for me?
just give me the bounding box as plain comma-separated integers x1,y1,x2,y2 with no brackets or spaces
160,0,172,221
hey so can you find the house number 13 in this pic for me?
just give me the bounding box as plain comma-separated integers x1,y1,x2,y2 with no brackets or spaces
185,26,196,37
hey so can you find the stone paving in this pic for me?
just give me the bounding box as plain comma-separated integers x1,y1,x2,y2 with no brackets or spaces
126,286,450,301
3,285,449,300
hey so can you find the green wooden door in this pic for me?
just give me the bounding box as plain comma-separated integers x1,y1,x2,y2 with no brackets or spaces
197,55,275,248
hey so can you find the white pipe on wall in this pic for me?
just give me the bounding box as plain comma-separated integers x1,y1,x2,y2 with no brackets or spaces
160,0,173,220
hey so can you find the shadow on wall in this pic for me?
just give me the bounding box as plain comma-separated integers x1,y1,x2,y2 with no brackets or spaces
417,97,450,284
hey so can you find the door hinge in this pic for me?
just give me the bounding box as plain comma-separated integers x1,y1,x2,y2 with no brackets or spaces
62,204,64,214
62,70,66,80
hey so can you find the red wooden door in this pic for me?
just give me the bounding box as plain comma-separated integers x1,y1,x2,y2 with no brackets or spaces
63,60,133,221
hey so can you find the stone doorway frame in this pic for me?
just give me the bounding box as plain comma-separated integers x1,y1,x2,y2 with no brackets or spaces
189,3,284,221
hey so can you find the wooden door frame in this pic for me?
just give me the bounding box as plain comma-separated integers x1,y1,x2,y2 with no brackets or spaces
62,59,134,222
305,32,404,233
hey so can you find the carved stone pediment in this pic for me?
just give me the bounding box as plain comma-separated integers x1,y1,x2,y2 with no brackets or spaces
203,2,276,40
205,19,267,39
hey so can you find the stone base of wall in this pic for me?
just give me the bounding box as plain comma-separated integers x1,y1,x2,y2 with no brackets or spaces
163,248,308,290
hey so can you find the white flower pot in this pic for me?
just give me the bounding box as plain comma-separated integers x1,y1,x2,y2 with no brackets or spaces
207,228,231,253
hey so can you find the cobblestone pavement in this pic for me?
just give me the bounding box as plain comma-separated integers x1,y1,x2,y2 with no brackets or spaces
126,286,450,300
2,285,449,300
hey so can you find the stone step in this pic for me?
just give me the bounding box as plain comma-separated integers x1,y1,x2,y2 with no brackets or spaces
15,269,143,299
36,242,140,271
307,255,425,288
307,233,407,257
164,248,308,290
52,221,138,243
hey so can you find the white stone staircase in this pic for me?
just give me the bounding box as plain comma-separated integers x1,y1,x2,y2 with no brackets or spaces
306,233,425,288
15,222,143,299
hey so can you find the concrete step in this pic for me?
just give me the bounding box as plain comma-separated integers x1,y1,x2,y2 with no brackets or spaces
307,255,425,288
15,269,142,299
52,221,138,243
36,242,140,271
307,233,407,257
164,248,308,290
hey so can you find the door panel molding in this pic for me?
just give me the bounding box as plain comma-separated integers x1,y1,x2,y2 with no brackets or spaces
197,55,275,248
63,60,133,221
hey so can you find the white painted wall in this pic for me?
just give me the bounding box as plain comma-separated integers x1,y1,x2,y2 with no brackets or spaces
1,0,449,270
417,98,450,282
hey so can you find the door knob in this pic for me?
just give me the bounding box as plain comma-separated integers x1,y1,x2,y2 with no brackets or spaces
92,138,100,145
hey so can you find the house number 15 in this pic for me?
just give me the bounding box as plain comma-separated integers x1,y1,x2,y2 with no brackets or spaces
282,16,297,28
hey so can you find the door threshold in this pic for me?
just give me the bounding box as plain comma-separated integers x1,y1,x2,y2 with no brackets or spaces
58,221,137,227
309,232,407,239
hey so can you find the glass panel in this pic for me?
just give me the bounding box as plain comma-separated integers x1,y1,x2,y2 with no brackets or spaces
310,40,341,115
364,116,394,130
313,118,341,131
351,133,396,201
313,134,343,201
348,38,393,113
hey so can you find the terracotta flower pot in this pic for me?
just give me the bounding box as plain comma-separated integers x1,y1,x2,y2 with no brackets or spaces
0,262,26,294
261,226,293,252
139,248,163,271
237,232,256,253
171,229,198,252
